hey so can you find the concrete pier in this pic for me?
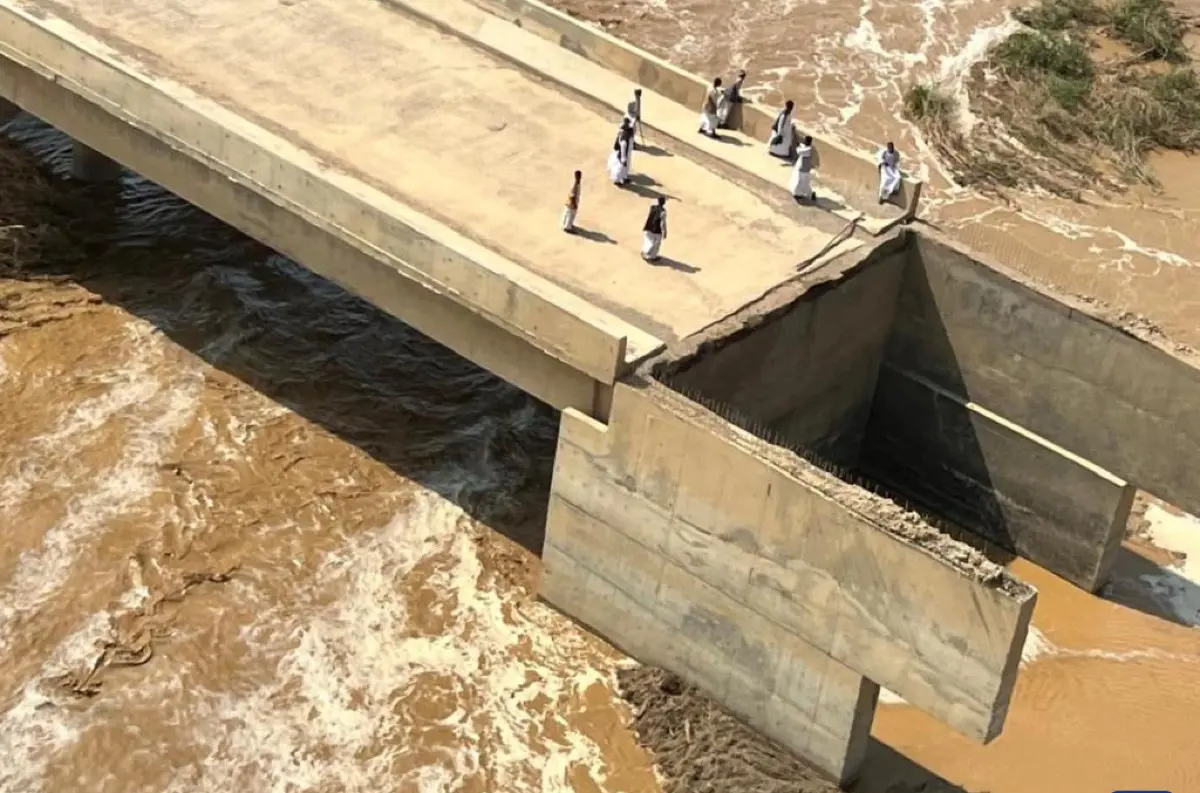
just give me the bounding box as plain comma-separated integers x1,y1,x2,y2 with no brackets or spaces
69,140,122,182
3,0,1200,784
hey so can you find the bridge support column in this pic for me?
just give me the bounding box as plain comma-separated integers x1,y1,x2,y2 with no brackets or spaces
0,99,20,126
70,140,122,182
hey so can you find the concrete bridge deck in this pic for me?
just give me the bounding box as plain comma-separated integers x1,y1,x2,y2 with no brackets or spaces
0,0,862,416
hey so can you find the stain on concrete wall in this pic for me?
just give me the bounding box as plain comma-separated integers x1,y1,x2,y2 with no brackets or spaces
541,378,1035,782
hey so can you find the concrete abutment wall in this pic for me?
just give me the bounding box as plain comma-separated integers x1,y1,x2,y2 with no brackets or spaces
542,379,1036,783
892,234,1200,522
642,229,1189,593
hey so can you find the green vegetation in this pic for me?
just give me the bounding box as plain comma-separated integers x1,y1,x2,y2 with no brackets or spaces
1109,0,1188,60
1014,0,1106,30
903,0,1200,195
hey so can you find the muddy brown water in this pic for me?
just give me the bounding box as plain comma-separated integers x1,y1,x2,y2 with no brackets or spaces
3,0,1200,788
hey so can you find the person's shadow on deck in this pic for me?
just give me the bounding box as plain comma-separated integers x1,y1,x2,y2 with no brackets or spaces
646,255,699,274
570,227,616,244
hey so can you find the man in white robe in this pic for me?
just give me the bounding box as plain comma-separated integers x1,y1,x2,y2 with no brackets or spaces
641,197,667,261
624,88,644,148
877,141,902,203
769,100,796,158
790,136,817,201
697,78,722,138
716,70,747,128
562,170,582,232
608,121,634,186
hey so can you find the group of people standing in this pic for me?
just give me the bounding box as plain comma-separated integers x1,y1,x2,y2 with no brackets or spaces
559,70,905,264
560,95,668,262
764,93,903,205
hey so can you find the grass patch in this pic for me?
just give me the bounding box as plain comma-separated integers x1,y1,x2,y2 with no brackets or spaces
1109,0,1188,61
903,82,955,123
1015,0,1105,31
994,31,1094,79
902,0,1200,196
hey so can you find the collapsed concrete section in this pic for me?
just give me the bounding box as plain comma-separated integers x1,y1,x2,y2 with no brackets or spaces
543,377,1036,785
649,229,1188,594
539,227,1200,781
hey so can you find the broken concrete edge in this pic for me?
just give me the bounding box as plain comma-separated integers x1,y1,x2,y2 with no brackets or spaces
457,0,924,218
613,229,1029,596
0,1,664,383
655,232,908,378
622,371,1034,600
918,224,1200,367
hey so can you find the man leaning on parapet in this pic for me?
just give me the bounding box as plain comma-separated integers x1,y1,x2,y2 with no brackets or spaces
716,70,747,129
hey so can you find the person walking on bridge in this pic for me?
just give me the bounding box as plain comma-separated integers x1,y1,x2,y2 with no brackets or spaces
769,100,796,159
562,170,582,233
608,119,634,186
624,88,645,148
641,197,668,262
790,136,817,202
697,77,722,138
877,141,902,204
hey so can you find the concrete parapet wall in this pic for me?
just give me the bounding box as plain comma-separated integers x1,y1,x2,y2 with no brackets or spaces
0,3,663,410
543,379,1036,767
895,233,1200,518
863,365,1136,592
659,238,906,464
465,0,922,216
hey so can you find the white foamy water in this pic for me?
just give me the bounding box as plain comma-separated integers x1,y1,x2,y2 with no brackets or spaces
936,15,1022,134
1136,504,1200,627
0,328,201,654
877,625,1053,705
160,491,615,793
0,326,164,513
0,611,117,793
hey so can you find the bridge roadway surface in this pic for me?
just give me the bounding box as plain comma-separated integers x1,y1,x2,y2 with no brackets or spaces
0,0,861,409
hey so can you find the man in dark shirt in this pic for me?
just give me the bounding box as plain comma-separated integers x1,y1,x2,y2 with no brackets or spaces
641,197,668,262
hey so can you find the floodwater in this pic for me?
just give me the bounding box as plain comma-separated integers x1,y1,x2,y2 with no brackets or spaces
2,0,1200,791
0,119,657,793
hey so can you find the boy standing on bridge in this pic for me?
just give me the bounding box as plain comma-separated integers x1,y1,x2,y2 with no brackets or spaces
716,70,747,128
562,170,582,233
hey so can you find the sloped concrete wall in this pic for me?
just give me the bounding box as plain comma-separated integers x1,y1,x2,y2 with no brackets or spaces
894,233,1200,519
661,238,906,464
862,364,1136,592
466,0,921,215
542,379,1036,782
